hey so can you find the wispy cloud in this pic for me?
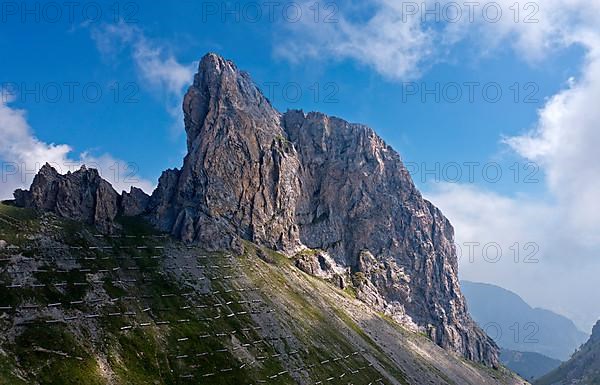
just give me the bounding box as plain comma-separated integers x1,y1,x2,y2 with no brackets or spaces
90,22,195,130
505,40,600,244
274,0,434,80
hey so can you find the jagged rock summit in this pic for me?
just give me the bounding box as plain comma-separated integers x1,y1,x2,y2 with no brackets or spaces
13,52,499,367
14,164,120,233
146,52,300,252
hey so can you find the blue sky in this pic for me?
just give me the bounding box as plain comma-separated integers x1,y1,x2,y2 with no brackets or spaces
2,1,582,193
2,0,600,331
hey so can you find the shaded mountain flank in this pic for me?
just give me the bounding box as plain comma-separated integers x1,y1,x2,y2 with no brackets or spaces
500,349,562,382
536,320,600,385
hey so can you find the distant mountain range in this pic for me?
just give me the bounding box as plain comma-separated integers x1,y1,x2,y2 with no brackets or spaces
500,349,561,382
461,281,588,361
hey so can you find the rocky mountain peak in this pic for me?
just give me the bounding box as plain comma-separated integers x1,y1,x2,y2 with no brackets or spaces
14,53,499,368
184,52,280,152
14,164,119,233
149,53,499,366
39,162,60,176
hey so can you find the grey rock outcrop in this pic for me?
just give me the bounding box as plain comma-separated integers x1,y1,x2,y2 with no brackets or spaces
593,321,600,343
121,187,150,217
148,53,499,366
294,250,348,289
14,164,119,232
294,251,337,278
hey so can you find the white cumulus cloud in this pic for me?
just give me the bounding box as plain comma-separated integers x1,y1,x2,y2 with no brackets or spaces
425,32,600,331
505,41,600,245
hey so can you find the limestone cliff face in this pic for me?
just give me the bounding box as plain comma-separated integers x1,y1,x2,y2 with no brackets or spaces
282,110,497,365
148,53,499,366
13,53,499,367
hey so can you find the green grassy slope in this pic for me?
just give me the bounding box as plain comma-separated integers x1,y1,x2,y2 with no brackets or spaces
0,202,527,385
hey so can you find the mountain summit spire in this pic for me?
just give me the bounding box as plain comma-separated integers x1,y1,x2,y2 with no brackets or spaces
151,52,499,366
183,52,278,152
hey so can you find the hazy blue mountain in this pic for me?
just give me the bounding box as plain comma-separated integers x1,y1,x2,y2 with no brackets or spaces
500,348,562,381
461,281,588,361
